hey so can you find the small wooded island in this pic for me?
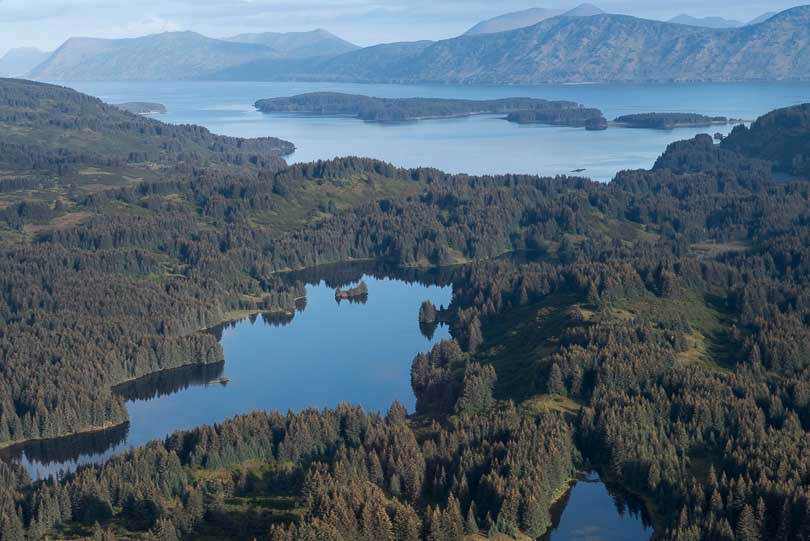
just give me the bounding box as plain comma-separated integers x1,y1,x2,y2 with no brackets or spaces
507,108,607,130
255,92,606,128
113,102,167,115
335,280,369,301
613,112,734,129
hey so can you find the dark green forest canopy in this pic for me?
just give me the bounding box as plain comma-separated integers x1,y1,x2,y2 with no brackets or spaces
1,79,810,541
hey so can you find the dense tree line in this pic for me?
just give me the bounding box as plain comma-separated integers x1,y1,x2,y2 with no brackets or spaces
1,80,810,540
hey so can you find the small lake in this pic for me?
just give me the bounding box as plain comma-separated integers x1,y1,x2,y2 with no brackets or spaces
3,263,453,479
543,472,652,541
61,80,810,181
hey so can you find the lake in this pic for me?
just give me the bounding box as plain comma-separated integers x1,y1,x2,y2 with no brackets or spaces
2,263,454,479
63,80,810,181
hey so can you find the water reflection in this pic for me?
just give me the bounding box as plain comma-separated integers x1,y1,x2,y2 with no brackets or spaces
5,261,453,479
115,361,226,402
541,472,652,541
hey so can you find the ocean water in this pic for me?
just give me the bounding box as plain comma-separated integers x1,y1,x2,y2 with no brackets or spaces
64,80,810,181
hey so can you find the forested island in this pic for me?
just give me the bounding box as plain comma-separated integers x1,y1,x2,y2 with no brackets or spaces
613,112,734,129
2,78,810,541
255,92,605,128
113,102,168,115
506,108,607,129
335,280,369,301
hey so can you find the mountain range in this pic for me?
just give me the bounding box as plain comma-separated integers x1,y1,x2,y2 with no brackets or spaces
29,29,358,81
24,5,810,84
667,12,777,28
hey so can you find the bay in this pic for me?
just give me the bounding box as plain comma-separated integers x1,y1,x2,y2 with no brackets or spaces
64,80,810,180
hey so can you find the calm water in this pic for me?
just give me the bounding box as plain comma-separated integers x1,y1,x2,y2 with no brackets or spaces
543,472,652,541
62,80,810,180
3,264,453,479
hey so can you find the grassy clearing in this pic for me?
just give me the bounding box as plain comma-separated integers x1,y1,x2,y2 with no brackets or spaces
474,292,580,403
521,394,584,418
609,288,733,371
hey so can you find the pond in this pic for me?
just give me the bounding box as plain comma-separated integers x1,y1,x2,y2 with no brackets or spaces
543,472,653,541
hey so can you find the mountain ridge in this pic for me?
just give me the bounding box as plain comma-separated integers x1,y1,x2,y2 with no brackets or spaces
464,3,604,35
28,5,810,83
222,29,359,58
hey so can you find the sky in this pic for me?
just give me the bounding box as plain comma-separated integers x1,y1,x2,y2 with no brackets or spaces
0,0,805,56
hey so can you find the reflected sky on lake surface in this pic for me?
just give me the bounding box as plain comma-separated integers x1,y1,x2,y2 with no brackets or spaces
3,270,451,479
543,472,652,541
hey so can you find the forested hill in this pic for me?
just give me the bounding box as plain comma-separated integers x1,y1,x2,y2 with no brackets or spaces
0,78,293,180
721,103,810,178
2,79,810,541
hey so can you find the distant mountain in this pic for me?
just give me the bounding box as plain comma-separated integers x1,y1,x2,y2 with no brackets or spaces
223,29,358,58
0,47,51,76
465,8,565,35
561,3,605,17
465,4,604,35
236,5,810,84
748,12,777,24
29,5,810,83
30,31,277,81
668,14,743,28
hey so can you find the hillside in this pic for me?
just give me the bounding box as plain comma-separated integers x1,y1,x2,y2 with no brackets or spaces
223,29,359,58
721,103,810,177
29,31,277,81
0,77,292,186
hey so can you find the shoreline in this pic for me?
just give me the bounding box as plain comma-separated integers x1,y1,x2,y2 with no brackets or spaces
0,251,537,455
0,420,130,453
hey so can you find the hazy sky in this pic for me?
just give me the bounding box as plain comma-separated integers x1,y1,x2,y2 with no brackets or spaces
0,0,804,56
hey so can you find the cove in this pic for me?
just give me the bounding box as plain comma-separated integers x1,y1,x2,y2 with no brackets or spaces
2,263,453,480
542,472,653,541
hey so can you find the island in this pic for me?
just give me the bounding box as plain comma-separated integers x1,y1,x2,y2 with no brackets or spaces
335,280,369,301
613,112,733,129
114,101,167,115
506,108,607,128
256,92,605,128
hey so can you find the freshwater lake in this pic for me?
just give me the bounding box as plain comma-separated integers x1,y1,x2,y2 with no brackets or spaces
65,80,810,181
3,263,454,479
